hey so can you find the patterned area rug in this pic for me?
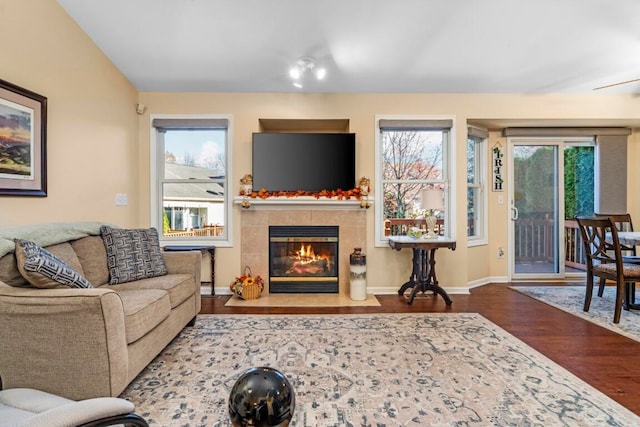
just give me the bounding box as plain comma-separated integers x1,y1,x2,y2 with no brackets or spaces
510,285,640,343
121,313,639,426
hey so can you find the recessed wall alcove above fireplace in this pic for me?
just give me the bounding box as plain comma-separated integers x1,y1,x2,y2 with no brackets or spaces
240,206,366,296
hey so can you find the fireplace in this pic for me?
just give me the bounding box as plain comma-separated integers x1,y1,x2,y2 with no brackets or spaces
269,225,339,293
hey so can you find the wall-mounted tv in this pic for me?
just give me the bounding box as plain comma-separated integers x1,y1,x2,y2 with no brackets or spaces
252,132,356,193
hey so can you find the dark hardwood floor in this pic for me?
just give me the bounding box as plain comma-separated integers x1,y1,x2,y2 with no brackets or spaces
200,283,640,416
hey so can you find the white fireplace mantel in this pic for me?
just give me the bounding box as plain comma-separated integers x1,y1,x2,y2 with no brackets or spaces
233,196,374,210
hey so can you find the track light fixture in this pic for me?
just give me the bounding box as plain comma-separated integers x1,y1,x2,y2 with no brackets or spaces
288,57,326,89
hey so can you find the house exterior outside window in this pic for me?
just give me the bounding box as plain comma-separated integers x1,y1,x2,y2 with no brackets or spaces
375,117,454,246
151,116,232,247
467,126,488,245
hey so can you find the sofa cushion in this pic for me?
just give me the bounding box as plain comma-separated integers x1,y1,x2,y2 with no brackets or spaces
101,226,167,285
70,236,110,286
0,240,91,288
0,254,28,287
117,289,171,344
14,239,93,289
44,242,85,274
104,273,194,309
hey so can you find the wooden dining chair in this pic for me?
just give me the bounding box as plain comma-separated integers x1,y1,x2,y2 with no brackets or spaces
594,213,638,256
576,217,640,323
594,213,640,303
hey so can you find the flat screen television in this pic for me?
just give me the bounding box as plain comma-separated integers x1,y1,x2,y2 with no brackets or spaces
252,132,356,192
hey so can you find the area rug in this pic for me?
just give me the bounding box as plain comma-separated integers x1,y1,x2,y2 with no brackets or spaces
120,314,638,426
224,293,381,307
510,286,640,343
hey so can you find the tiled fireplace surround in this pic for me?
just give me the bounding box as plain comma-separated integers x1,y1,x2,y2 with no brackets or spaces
240,208,366,296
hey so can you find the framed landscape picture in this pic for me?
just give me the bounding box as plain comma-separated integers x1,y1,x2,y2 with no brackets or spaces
0,79,47,197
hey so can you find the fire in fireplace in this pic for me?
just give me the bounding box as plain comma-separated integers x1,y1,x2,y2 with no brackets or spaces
269,225,339,293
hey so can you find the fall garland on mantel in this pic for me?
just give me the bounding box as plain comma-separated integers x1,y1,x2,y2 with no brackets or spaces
239,187,364,200
238,174,370,208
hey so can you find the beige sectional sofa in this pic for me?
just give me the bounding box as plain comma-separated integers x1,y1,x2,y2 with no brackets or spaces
0,223,201,400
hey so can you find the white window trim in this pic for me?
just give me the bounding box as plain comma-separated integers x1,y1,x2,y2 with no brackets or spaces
374,114,456,247
467,134,488,247
149,113,234,248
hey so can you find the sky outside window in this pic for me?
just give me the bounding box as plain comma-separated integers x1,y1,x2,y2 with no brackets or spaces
164,130,225,170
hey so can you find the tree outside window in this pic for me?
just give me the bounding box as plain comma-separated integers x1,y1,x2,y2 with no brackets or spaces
378,121,450,240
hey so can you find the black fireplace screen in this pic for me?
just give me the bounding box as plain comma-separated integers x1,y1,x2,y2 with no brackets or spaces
269,225,339,293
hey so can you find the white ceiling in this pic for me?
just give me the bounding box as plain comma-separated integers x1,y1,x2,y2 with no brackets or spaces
57,0,640,94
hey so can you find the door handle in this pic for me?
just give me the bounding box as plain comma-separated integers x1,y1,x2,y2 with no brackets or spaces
511,207,519,221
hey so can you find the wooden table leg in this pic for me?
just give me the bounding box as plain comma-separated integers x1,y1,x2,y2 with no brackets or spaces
206,247,216,296
398,248,421,299
407,249,427,304
405,247,452,305
426,248,452,305
388,237,456,306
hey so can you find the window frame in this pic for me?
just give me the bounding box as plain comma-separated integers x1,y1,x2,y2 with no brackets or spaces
467,128,488,246
374,115,456,247
150,114,233,247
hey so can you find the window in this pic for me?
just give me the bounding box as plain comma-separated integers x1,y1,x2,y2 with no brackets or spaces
375,117,453,245
151,117,232,246
467,126,487,244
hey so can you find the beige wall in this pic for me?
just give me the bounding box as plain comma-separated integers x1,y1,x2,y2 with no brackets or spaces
628,132,640,220
1,0,138,227
138,92,640,292
4,0,640,293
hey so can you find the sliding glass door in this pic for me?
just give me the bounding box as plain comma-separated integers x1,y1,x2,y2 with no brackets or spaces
508,139,594,280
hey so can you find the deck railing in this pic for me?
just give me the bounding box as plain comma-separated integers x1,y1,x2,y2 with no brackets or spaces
514,217,554,262
165,224,224,238
514,218,587,270
384,218,445,236
385,217,587,271
513,218,586,270
564,219,586,270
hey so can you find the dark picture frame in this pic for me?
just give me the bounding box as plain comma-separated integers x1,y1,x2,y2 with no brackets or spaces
0,79,47,197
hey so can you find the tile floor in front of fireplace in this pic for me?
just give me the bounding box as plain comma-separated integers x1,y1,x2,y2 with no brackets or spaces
222,292,381,307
